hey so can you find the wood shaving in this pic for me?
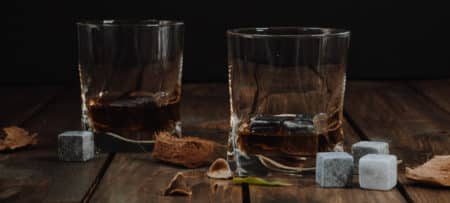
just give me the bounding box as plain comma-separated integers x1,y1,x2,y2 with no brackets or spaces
163,172,192,196
206,158,233,179
405,155,450,187
0,126,38,151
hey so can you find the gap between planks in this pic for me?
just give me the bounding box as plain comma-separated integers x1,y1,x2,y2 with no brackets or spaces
87,83,243,203
82,152,116,203
344,81,450,203
0,86,111,202
344,110,414,203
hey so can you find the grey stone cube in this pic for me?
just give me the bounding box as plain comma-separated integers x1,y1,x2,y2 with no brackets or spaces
359,154,397,190
316,152,353,187
352,141,389,172
58,131,94,162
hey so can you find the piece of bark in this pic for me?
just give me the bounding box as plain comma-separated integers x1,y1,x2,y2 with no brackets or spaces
0,126,38,151
163,172,192,196
152,132,226,168
405,155,450,187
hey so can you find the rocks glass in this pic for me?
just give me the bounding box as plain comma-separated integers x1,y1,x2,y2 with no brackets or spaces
227,27,350,176
77,20,184,144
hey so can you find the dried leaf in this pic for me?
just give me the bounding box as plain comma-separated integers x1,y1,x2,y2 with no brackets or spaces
152,132,226,168
207,158,233,179
163,172,192,196
405,155,450,187
0,126,38,151
232,177,292,186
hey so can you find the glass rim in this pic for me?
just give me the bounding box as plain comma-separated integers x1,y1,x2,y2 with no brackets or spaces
227,27,350,38
76,19,184,27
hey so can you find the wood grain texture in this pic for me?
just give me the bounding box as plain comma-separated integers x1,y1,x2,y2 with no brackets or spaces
408,79,450,113
92,83,407,203
181,83,229,143
90,153,241,203
0,88,109,202
250,176,406,203
90,83,242,203
0,86,62,126
345,81,450,203
248,120,407,203
3,81,448,202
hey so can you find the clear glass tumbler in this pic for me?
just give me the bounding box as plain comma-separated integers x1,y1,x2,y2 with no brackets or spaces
77,20,184,143
227,27,350,176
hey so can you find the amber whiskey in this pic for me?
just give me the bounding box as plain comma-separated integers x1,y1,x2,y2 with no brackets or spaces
87,92,180,140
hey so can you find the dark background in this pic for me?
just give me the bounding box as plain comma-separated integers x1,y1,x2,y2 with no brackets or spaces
5,1,450,85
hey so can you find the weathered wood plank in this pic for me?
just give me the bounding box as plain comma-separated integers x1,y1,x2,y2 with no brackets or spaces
0,88,109,202
408,79,450,113
250,176,406,203
92,83,409,203
181,83,229,143
6,81,446,202
90,84,242,203
248,120,407,203
90,153,241,203
0,86,62,126
345,81,450,203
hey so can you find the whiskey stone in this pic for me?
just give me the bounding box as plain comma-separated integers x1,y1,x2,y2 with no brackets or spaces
250,115,282,135
250,114,315,136
58,131,94,162
352,141,389,173
359,154,397,190
282,119,315,135
316,152,353,187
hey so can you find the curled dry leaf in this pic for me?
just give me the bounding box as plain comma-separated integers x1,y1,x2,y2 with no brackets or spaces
163,172,192,196
0,126,38,151
152,132,226,168
405,155,450,187
207,158,233,179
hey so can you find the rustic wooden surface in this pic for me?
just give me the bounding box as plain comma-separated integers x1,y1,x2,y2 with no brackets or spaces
248,120,407,203
408,80,450,113
0,88,110,202
0,80,449,203
345,80,450,203
90,84,241,203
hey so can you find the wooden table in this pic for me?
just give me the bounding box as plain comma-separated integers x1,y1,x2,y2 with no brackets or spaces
1,80,449,203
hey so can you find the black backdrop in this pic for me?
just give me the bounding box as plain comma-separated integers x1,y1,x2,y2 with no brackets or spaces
5,1,450,84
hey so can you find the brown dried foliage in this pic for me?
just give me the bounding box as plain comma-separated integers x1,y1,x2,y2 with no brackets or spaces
405,155,450,187
0,126,37,151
